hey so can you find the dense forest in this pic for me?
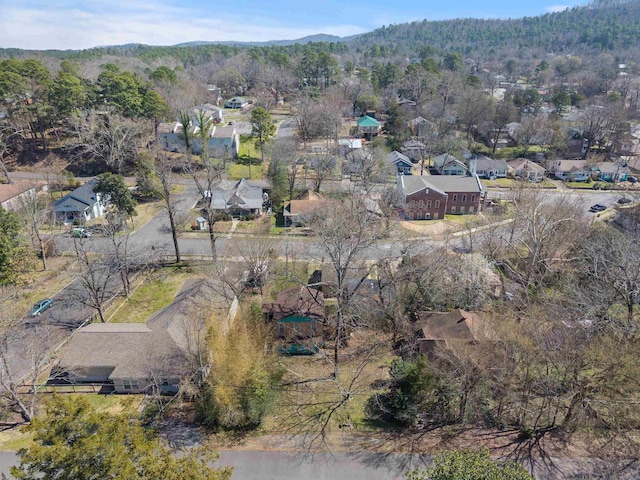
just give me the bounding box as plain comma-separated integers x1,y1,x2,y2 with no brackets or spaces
2,0,640,67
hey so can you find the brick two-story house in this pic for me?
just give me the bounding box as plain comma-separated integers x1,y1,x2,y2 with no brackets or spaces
397,175,483,220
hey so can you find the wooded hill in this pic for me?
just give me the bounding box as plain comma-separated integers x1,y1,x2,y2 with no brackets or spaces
2,0,640,65
351,0,640,57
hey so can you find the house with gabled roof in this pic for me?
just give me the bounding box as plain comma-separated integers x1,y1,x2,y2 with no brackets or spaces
387,151,414,175
209,178,266,217
507,158,547,182
158,114,239,159
0,180,37,212
594,162,628,182
57,279,214,394
412,309,493,362
432,153,468,176
471,155,508,179
548,159,591,181
263,286,326,354
397,175,483,220
356,115,381,138
283,190,325,227
224,97,248,109
52,178,106,224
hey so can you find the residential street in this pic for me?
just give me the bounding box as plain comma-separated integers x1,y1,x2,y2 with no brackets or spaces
1,449,636,479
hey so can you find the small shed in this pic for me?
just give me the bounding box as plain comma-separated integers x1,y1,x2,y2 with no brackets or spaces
194,216,207,230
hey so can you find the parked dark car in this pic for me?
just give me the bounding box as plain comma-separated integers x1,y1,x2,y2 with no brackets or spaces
629,176,638,183
30,298,53,317
589,204,607,212
618,197,632,205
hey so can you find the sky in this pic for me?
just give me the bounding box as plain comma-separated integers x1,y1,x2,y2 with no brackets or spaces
0,0,589,50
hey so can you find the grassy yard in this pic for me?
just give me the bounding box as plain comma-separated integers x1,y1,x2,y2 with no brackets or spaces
238,134,260,160
566,181,599,189
444,214,478,224
106,269,188,323
131,200,163,231
261,331,395,434
488,178,557,189
228,161,264,180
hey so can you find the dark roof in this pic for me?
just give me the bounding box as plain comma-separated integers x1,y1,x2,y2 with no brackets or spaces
60,279,212,380
52,178,100,212
388,151,413,167
474,156,508,171
210,178,263,211
433,153,467,171
263,286,325,322
398,175,482,196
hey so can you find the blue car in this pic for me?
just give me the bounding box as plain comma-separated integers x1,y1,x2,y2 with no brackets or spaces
30,298,53,317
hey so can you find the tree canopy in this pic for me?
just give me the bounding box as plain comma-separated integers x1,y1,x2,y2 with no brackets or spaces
11,395,233,480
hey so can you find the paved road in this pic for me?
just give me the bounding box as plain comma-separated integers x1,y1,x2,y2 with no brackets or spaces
277,118,297,138
2,449,637,479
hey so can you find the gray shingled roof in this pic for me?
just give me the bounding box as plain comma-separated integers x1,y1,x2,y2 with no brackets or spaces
388,151,413,167
474,156,508,171
433,153,466,170
210,178,263,211
399,175,482,196
60,279,211,381
52,178,100,213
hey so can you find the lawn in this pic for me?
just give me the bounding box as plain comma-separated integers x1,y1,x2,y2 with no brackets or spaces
262,331,395,435
131,200,163,231
489,178,557,189
228,161,264,180
566,181,599,189
238,134,260,160
106,269,188,323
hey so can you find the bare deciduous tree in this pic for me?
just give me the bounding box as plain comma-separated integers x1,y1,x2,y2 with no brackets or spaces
0,327,53,422
17,189,51,271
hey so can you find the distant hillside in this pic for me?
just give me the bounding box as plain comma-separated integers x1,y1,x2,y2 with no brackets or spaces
2,1,640,65
350,0,640,56
175,33,356,47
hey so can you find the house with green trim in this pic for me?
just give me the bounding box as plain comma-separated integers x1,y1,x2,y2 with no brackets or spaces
356,115,381,138
263,286,325,355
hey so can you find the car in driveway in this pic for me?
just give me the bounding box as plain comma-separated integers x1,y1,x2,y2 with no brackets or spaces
589,204,607,213
30,298,53,316
618,197,632,205
71,227,92,238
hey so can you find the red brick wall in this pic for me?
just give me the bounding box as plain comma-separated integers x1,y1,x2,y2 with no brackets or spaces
445,191,481,214
404,190,447,220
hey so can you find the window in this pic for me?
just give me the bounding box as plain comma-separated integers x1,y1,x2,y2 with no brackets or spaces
419,200,424,207
312,323,317,334
425,213,431,219
452,195,458,202
426,200,431,208
278,323,285,334
435,200,440,208
451,206,456,212
293,323,300,333
123,379,132,390
462,194,467,202
460,206,466,213
433,213,439,219
471,195,476,202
